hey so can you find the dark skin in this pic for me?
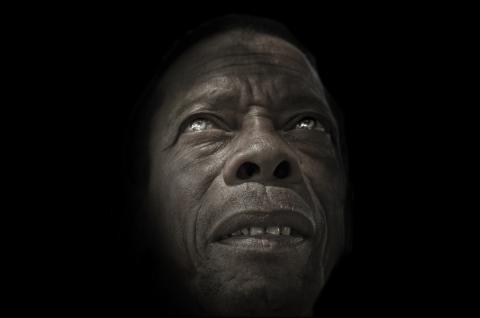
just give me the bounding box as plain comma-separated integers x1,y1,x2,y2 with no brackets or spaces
145,30,347,316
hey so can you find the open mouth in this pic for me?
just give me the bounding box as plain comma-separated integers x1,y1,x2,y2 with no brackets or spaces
220,225,304,239
210,210,315,249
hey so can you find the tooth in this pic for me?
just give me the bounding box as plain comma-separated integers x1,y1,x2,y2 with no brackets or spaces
266,226,280,235
250,226,264,236
241,228,249,235
231,230,242,236
281,226,291,235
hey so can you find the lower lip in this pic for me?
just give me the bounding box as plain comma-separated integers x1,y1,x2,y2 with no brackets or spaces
216,234,307,250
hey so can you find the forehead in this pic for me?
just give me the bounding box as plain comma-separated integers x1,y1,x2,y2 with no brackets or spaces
164,30,317,77
153,30,328,119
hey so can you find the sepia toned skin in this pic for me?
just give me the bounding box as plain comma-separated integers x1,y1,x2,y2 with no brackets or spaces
145,30,347,316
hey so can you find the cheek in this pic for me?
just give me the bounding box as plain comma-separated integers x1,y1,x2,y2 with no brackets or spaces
162,139,230,201
300,155,346,255
150,146,218,210
148,148,226,262
300,154,344,204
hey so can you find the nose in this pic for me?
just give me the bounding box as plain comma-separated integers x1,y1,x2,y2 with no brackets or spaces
223,131,303,186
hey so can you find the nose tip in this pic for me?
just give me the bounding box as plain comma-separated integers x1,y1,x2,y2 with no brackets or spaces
236,160,292,180
224,153,301,186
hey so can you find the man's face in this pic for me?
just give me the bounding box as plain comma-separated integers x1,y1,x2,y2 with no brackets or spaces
146,31,346,316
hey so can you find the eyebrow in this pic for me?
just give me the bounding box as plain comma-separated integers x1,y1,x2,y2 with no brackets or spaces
168,87,335,125
168,90,239,124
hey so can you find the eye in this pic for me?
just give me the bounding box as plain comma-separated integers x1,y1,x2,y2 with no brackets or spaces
294,117,326,132
185,118,214,132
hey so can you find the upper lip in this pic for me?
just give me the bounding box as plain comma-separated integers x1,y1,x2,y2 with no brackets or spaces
209,209,315,242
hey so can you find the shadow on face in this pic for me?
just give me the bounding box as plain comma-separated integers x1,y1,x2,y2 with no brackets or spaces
138,29,348,316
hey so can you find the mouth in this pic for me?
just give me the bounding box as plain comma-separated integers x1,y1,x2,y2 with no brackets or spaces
209,210,315,249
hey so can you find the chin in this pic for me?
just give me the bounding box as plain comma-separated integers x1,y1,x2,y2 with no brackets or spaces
192,269,321,316
189,240,324,316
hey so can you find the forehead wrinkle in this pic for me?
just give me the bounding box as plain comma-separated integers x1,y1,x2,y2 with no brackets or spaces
216,61,301,73
185,67,324,112
188,51,312,76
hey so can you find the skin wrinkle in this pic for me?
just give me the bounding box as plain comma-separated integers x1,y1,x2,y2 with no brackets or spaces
181,47,313,79
186,147,232,267
191,194,206,267
304,171,328,290
187,51,308,67
146,29,346,316
207,61,309,78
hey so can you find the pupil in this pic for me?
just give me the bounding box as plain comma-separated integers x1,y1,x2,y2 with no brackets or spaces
298,119,314,129
191,120,206,131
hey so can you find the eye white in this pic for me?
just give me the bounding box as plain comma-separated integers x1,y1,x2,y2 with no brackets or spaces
295,118,325,132
186,118,213,132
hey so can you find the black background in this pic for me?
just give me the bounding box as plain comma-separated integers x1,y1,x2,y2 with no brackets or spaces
10,3,472,316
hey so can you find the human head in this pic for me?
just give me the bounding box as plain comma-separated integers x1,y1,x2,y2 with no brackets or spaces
126,14,350,316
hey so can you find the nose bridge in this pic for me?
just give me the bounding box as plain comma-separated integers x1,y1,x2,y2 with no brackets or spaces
239,114,288,163
241,125,284,158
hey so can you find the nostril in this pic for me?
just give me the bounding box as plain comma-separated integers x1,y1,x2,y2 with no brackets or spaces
236,162,260,180
273,160,290,179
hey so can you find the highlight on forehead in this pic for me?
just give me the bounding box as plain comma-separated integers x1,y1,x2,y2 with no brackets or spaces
182,29,309,60
159,29,320,89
